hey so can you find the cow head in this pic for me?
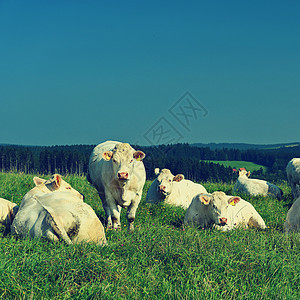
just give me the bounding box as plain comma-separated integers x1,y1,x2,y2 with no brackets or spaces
102,143,145,183
155,168,184,199
199,191,240,226
33,174,84,200
238,169,251,178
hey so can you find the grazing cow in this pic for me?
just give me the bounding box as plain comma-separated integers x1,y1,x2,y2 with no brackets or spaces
233,169,283,200
146,168,207,209
184,191,266,231
0,198,18,230
284,196,300,233
11,174,106,245
286,158,300,198
88,141,146,231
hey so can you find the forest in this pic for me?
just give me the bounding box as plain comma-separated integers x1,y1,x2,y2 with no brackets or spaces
0,143,300,183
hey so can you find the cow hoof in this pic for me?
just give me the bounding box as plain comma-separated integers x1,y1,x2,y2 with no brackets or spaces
128,224,134,233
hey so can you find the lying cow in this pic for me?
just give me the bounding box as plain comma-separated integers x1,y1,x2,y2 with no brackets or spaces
284,196,300,233
0,197,19,230
11,174,106,245
184,191,266,231
88,140,146,231
233,169,283,200
146,168,207,209
286,158,300,198
19,173,84,209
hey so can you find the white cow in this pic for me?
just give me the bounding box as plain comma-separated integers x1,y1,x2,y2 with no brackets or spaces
11,174,106,245
0,198,18,229
19,173,84,210
233,169,283,200
286,158,300,198
284,196,300,233
88,141,146,231
184,191,266,231
146,168,207,209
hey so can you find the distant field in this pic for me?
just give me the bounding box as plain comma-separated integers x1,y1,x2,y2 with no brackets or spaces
202,160,267,173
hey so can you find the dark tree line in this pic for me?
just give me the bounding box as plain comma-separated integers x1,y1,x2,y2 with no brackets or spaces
0,145,93,175
1,143,300,183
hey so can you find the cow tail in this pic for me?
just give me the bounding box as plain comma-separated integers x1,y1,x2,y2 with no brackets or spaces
279,188,283,200
48,214,73,245
86,172,92,184
35,198,73,245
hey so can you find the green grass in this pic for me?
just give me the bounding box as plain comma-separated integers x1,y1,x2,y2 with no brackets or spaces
0,172,299,299
202,160,267,173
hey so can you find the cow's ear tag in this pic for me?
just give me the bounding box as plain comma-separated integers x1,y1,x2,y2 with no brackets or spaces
103,151,113,161
200,195,210,205
228,197,240,206
133,151,145,161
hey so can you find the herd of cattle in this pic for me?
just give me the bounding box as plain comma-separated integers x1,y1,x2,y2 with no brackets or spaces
0,141,300,245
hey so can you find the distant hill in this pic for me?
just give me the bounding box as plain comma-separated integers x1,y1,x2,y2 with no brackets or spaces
191,142,300,150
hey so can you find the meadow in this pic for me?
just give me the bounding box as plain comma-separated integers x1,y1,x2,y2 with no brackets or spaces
0,172,299,299
201,160,267,173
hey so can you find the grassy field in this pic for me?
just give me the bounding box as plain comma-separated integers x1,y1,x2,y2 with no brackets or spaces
202,160,267,173
0,172,299,299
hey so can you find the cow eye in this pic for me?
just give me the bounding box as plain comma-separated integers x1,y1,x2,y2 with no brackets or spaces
113,159,117,163
66,186,71,190
130,159,133,163
169,179,172,182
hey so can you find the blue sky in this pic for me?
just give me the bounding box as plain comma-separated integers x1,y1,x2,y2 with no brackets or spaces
0,0,299,146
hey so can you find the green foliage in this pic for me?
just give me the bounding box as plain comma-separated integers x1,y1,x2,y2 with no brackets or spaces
0,172,299,299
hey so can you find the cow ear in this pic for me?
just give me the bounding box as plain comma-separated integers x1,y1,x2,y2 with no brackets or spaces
173,174,184,182
200,194,211,205
154,168,160,175
133,151,145,161
53,174,62,190
102,151,113,161
228,196,240,206
33,177,46,186
247,171,251,177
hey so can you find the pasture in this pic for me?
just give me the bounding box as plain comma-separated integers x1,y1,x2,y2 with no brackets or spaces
202,160,267,173
0,172,299,299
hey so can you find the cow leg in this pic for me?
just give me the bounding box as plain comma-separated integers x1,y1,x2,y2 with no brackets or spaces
104,192,121,230
98,192,113,229
126,197,140,232
111,205,121,230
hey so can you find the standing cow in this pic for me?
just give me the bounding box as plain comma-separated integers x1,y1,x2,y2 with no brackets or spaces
146,168,207,209
286,158,300,199
233,169,283,200
88,141,146,231
11,174,107,245
184,191,266,231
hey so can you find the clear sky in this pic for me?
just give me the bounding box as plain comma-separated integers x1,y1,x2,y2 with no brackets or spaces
1,0,299,146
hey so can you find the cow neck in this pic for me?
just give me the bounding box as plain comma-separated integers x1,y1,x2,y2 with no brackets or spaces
114,178,129,197
232,203,248,220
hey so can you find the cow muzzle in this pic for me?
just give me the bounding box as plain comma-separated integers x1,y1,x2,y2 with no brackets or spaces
118,172,129,181
219,217,227,226
158,185,168,196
